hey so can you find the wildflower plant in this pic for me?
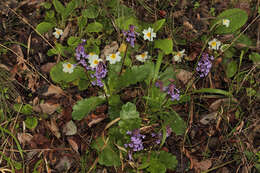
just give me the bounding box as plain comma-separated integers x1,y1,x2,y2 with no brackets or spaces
39,0,251,171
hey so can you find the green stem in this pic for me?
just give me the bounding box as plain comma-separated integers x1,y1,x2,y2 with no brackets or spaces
119,44,129,76
153,51,164,85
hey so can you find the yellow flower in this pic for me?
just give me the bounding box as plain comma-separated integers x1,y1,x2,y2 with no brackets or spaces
106,52,121,64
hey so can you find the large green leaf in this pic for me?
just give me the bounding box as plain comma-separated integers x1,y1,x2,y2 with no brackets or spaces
98,147,121,166
72,97,106,120
82,5,99,19
163,111,186,135
152,19,165,32
158,151,178,170
86,22,103,33
214,8,248,34
63,0,78,19
36,22,55,34
53,0,65,14
108,63,151,93
50,61,86,84
226,60,238,78
154,39,173,55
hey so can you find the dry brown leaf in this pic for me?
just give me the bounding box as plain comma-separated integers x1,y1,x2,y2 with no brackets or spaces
87,113,106,127
60,23,71,42
209,98,238,111
63,120,77,136
216,167,230,173
193,159,212,172
17,132,33,145
26,72,39,92
39,102,59,114
40,62,56,73
42,84,64,97
100,41,118,59
46,119,61,139
200,112,218,125
55,156,72,172
67,138,79,153
175,69,194,85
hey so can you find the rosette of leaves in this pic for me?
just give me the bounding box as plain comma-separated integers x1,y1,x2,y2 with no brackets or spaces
212,8,248,34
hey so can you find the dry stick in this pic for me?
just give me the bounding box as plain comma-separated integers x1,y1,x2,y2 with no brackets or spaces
201,159,237,173
0,43,51,84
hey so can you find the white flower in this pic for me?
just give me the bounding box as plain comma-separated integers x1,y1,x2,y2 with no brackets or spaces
208,38,221,50
222,19,230,27
143,27,156,41
53,28,63,39
63,62,75,73
173,49,185,62
106,52,121,64
89,55,102,68
136,52,149,62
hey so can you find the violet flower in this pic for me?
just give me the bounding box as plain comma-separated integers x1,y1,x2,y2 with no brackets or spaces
75,40,89,68
196,53,214,78
123,25,138,47
153,126,172,145
90,61,107,87
124,129,145,152
166,84,180,101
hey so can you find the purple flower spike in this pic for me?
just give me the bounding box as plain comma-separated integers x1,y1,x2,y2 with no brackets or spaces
196,53,214,78
124,129,145,152
90,61,107,87
123,25,138,47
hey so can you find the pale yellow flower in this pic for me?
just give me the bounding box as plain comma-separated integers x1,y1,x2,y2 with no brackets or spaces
63,62,75,73
53,28,63,39
143,27,156,41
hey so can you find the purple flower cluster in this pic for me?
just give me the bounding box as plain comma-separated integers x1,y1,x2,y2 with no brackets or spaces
196,53,214,78
124,129,145,152
90,61,107,87
155,81,180,101
123,25,138,47
152,126,172,144
75,40,89,68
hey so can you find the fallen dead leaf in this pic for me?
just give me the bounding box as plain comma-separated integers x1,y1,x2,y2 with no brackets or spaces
209,98,238,111
55,156,73,172
193,159,212,173
175,69,194,85
17,132,33,145
63,120,77,136
46,119,61,139
216,167,230,173
40,62,56,73
33,102,59,115
60,23,72,42
100,41,118,60
26,72,39,92
67,138,79,153
42,84,65,97
200,112,218,125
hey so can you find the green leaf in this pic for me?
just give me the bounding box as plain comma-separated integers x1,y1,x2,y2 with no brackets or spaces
192,88,233,97
53,0,65,14
67,36,81,47
119,102,141,133
86,22,103,33
154,39,173,55
13,104,33,115
246,88,256,97
214,8,248,34
108,63,151,93
249,52,260,64
72,97,106,120
226,60,238,78
99,146,121,166
78,79,89,91
82,5,99,19
143,87,167,112
25,117,38,129
50,61,86,84
158,151,178,170
152,19,165,32
77,15,88,33
108,95,123,120
115,16,141,32
63,0,77,19
43,2,52,9
164,111,186,135
147,159,166,173
36,22,55,34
